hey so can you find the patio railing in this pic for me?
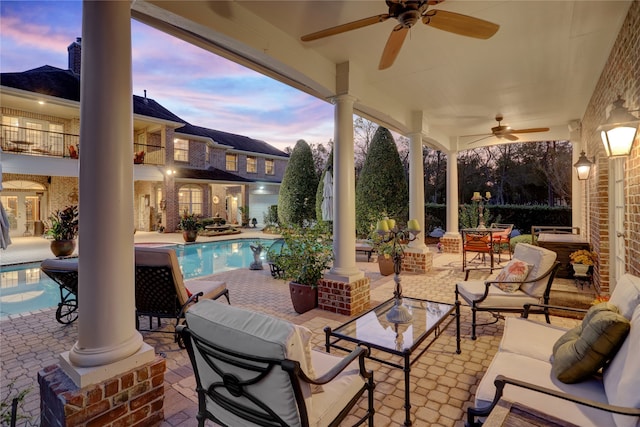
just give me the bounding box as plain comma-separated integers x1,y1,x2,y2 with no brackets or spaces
1,125,165,165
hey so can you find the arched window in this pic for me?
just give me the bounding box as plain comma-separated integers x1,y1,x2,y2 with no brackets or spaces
178,184,202,215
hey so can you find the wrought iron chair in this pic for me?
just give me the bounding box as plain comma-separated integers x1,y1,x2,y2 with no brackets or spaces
134,246,229,346
489,223,514,262
456,243,560,339
40,258,79,324
179,300,375,427
462,229,495,272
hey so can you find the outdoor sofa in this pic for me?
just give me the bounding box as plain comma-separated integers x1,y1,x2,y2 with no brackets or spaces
467,273,640,427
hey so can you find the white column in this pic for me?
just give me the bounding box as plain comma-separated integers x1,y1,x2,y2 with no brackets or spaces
408,132,428,250
444,150,460,239
62,1,153,385
325,94,364,283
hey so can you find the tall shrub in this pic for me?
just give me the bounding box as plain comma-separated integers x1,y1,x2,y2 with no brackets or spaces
355,127,408,236
278,139,319,225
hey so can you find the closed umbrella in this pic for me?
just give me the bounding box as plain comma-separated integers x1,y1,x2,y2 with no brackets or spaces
321,171,333,221
0,201,11,250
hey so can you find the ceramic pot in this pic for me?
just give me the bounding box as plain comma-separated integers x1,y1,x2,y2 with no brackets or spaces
50,239,76,257
572,263,590,276
289,282,318,314
182,230,198,243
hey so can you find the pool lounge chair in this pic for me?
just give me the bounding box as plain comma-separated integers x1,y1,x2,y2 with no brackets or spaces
134,246,230,346
40,258,79,324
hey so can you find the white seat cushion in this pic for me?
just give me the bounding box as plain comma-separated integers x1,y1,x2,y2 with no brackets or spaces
457,280,539,308
184,278,227,300
609,273,640,320
309,350,366,427
603,304,640,427
475,351,613,427
500,317,569,362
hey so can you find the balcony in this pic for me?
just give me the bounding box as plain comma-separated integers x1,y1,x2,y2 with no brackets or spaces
1,125,165,165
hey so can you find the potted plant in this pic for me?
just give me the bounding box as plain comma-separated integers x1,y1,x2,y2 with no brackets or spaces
45,205,78,257
274,223,333,313
569,249,597,276
178,211,203,242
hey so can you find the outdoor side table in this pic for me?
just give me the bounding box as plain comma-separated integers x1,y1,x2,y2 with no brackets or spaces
324,296,461,426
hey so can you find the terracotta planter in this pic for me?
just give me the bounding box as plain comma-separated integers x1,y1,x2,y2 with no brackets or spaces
50,239,76,257
289,282,318,314
378,256,395,276
182,230,198,243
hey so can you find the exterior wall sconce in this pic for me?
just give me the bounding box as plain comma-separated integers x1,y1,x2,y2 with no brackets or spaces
165,168,176,176
159,199,167,210
597,96,639,157
573,151,594,180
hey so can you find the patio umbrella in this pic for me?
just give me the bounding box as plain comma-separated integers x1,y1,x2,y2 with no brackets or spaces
0,201,11,250
321,171,333,221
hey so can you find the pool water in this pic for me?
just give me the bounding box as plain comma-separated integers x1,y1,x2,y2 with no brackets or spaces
0,238,275,317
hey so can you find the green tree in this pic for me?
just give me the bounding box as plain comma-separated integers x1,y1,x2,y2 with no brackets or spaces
355,127,408,237
278,139,319,225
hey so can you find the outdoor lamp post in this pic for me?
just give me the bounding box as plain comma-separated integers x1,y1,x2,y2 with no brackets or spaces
376,218,420,323
471,191,491,229
597,96,639,157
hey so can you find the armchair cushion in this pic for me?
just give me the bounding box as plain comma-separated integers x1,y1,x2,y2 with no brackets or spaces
512,243,557,297
603,304,640,427
493,258,531,292
551,303,630,384
457,280,538,309
609,273,640,320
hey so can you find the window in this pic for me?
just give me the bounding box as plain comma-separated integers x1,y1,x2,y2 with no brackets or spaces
265,159,275,175
174,138,189,162
178,185,203,215
246,156,257,173
226,153,238,171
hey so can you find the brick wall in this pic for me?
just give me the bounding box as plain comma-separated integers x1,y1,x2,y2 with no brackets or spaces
580,0,639,291
440,235,462,254
39,357,165,427
318,277,371,316
402,251,433,273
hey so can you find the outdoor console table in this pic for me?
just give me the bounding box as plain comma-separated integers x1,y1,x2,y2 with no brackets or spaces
325,297,460,426
537,233,590,278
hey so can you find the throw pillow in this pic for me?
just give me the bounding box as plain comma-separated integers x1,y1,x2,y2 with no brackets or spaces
492,258,531,293
552,303,630,384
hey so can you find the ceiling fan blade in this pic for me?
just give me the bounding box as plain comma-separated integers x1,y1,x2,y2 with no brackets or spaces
467,135,492,145
422,10,499,39
379,26,408,70
509,127,551,134
301,14,390,42
503,134,519,141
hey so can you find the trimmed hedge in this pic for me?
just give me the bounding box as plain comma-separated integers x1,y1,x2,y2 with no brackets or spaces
424,203,571,234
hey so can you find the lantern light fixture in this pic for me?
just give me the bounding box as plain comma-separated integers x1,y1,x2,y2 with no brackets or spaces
597,96,639,157
573,151,594,181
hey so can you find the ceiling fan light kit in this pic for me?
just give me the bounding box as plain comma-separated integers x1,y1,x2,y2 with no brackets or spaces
300,0,500,70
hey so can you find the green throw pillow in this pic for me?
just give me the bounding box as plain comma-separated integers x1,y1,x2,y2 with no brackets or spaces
552,302,630,384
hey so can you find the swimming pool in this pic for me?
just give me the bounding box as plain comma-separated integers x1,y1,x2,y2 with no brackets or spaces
0,238,276,317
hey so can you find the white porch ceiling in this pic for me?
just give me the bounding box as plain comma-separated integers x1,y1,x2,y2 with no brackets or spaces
131,0,631,152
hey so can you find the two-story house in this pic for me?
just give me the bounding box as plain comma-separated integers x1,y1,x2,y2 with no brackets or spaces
1,38,289,237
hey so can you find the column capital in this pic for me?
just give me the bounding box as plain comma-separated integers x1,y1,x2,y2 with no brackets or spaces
329,94,358,105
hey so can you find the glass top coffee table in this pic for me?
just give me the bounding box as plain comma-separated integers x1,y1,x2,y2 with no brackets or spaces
324,296,461,426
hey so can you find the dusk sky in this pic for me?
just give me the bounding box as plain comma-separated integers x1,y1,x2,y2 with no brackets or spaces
0,1,335,152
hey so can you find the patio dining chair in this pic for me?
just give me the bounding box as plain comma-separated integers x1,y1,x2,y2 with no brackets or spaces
462,229,494,272
134,246,230,346
178,299,375,427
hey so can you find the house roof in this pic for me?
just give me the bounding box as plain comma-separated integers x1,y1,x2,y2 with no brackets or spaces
1,65,287,157
175,166,254,183
176,123,287,157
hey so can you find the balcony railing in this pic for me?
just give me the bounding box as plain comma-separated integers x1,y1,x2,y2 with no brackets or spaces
1,125,165,165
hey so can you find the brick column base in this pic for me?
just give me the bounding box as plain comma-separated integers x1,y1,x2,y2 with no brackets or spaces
318,277,370,316
39,356,166,427
402,251,433,273
441,235,462,253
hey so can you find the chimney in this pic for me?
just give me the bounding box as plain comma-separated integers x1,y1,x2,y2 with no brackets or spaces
67,37,82,75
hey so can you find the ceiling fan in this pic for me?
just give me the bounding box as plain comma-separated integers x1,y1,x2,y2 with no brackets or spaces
466,114,551,144
300,0,499,70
